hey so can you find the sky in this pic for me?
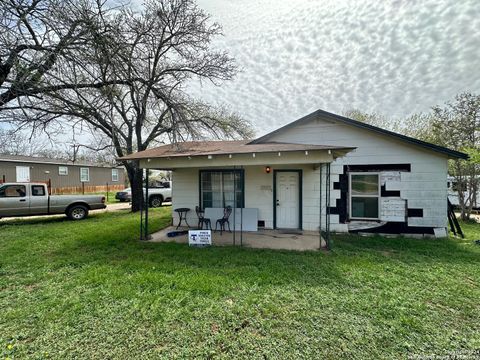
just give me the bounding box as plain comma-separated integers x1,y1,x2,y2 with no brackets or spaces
189,0,480,136
2,0,479,147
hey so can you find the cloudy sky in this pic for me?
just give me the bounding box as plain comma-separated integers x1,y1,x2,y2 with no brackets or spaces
190,0,480,136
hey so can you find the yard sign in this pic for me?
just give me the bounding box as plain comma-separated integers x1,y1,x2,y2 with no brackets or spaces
188,230,212,247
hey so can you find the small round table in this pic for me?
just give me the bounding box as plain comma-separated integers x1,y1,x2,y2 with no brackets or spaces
174,208,191,229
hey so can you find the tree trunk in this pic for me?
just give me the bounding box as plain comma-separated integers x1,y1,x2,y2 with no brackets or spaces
125,161,144,212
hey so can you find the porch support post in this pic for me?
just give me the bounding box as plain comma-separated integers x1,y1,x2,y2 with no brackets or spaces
233,165,236,246
140,187,144,241
144,169,150,240
319,163,322,249
240,166,244,247
326,163,331,250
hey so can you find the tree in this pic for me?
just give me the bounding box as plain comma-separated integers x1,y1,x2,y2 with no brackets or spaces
343,109,397,131
1,0,254,211
429,93,480,220
0,0,131,108
0,128,43,155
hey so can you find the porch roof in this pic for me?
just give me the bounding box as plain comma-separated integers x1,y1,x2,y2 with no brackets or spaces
120,140,354,160
119,140,355,169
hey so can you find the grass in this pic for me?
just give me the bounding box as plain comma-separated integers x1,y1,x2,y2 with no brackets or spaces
0,209,479,359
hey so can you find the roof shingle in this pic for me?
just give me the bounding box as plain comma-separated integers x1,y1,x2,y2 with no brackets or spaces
120,140,354,160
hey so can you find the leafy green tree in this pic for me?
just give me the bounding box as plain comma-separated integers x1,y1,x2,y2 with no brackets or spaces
429,93,480,220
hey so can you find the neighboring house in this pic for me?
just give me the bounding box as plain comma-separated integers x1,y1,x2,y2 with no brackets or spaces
0,154,126,194
122,109,467,238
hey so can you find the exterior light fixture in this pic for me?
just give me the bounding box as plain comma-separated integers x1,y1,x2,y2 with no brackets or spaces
252,153,256,158
278,152,281,156
208,155,213,159
265,166,271,174
305,151,309,155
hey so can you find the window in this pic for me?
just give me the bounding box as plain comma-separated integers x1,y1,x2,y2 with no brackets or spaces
159,181,170,188
0,185,26,197
200,170,244,209
349,173,380,219
58,166,68,176
31,185,46,196
80,168,90,182
112,169,119,182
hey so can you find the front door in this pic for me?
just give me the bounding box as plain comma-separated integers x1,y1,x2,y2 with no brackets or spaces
275,171,300,229
16,166,30,182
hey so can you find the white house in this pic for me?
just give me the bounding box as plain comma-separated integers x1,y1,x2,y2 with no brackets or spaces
122,109,467,240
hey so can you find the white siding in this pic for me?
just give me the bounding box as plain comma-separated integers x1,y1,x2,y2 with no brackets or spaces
170,116,449,235
265,116,449,230
172,165,328,232
171,168,199,226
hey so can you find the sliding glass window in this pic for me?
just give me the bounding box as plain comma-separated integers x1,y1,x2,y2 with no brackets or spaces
349,173,380,219
200,170,244,209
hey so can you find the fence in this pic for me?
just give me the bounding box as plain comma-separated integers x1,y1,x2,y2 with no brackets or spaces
0,175,125,197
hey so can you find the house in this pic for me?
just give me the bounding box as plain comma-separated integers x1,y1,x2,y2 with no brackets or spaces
0,154,126,194
121,109,467,242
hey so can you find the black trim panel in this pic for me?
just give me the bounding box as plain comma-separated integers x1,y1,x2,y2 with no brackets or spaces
381,184,401,197
407,208,424,217
349,222,434,235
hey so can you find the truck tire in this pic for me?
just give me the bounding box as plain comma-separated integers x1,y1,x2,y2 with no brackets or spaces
67,205,89,220
149,195,163,208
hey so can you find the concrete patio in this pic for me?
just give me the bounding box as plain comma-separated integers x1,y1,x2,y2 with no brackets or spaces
149,226,326,251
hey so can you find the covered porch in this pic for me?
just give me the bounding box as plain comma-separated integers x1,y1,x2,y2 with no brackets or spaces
120,140,355,250
150,226,326,251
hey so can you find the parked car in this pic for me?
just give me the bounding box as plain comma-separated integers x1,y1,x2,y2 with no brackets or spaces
115,181,172,207
0,183,106,220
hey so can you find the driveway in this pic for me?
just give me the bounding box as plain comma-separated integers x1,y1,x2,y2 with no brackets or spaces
0,202,131,222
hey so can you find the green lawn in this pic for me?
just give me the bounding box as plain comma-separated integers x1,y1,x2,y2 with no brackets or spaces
1,210,479,359
64,191,120,204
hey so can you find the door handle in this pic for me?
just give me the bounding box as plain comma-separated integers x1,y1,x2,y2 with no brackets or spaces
19,199,26,202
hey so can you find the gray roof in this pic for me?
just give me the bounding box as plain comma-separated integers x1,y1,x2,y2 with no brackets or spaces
0,154,121,168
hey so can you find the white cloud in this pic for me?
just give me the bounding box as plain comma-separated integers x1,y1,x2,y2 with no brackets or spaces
191,0,480,136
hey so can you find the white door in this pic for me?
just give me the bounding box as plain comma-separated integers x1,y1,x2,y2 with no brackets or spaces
16,166,30,182
276,172,300,229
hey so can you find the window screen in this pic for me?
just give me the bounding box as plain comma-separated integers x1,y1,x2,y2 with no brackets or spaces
0,185,26,197
112,169,119,182
80,168,90,182
200,170,244,209
31,185,46,196
59,166,68,176
350,174,379,219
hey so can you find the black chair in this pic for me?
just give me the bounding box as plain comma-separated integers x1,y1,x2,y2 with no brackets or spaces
215,206,232,234
195,206,211,230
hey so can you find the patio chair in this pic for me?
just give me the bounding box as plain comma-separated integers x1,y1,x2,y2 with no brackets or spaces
195,206,211,230
215,206,232,234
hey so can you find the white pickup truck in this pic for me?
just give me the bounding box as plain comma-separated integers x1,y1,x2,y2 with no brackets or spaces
0,183,106,220
115,181,172,207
